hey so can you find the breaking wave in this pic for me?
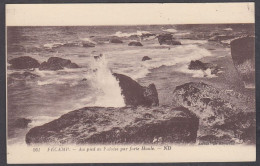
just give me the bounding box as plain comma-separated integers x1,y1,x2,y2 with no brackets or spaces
163,28,178,33
88,54,125,107
112,44,213,79
177,65,218,78
223,28,233,31
113,30,152,38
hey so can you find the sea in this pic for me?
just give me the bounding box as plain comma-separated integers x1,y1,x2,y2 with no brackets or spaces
7,24,254,144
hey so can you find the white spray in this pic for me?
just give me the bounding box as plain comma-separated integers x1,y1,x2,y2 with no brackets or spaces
89,53,125,107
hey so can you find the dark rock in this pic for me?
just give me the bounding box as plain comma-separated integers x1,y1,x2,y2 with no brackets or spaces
142,56,151,61
25,106,199,144
82,78,87,81
39,57,79,71
214,111,255,144
110,38,123,43
188,60,220,75
67,63,79,68
94,54,103,60
188,60,208,70
113,73,159,106
128,41,143,46
8,56,40,69
230,37,255,88
172,82,255,144
141,33,156,38
157,34,181,45
171,41,182,45
144,84,159,106
82,41,95,47
13,118,32,128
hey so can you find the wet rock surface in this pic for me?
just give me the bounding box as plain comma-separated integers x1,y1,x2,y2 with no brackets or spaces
188,60,220,75
39,57,79,71
230,37,255,88
172,82,255,144
113,73,159,106
25,106,199,144
8,56,40,69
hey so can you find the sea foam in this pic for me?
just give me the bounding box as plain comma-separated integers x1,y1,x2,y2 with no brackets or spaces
88,54,125,107
113,30,151,38
163,28,178,33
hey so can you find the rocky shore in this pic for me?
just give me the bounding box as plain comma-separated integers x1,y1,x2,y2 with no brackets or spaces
8,28,255,146
26,106,199,144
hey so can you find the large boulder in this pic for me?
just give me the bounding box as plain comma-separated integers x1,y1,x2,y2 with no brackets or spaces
157,34,181,45
230,37,255,88
8,56,40,69
188,60,220,75
39,57,79,71
172,82,255,144
128,41,143,46
113,73,159,106
25,106,199,144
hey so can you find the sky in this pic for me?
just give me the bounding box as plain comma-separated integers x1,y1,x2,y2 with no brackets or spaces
6,3,255,26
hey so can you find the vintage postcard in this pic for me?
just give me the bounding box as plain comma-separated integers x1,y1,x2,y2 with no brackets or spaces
6,3,255,163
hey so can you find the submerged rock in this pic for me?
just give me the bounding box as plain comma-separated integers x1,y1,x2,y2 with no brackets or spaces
113,73,159,106
172,82,255,144
157,34,181,45
82,41,95,47
128,41,143,46
13,118,32,128
8,56,40,69
25,106,199,144
230,37,255,88
110,38,123,43
39,57,79,71
188,60,220,75
142,56,151,61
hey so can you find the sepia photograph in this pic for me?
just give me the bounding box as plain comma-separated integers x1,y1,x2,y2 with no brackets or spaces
6,3,256,163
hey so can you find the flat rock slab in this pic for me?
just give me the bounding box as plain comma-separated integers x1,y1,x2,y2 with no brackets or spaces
26,106,199,145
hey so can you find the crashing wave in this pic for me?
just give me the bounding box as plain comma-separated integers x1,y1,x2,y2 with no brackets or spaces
113,30,152,38
88,54,125,107
163,28,178,33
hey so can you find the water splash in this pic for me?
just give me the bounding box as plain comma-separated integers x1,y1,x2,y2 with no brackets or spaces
89,53,125,107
